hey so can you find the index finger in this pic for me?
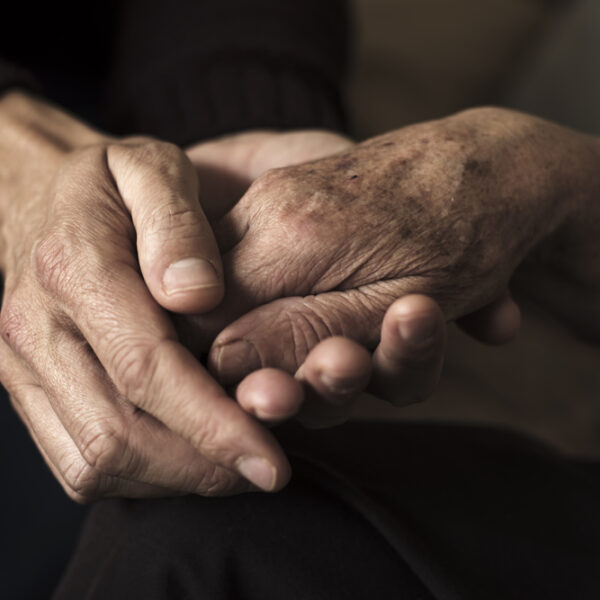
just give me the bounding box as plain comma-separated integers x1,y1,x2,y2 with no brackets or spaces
64,261,290,492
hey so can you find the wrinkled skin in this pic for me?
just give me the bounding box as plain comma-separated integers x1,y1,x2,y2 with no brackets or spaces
0,94,321,500
181,107,600,387
0,94,448,501
187,130,495,423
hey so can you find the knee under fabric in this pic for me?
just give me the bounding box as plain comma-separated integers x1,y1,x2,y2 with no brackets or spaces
52,457,430,600
53,422,600,600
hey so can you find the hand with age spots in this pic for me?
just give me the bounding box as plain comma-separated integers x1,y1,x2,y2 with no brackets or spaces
181,107,600,426
185,130,460,427
186,127,519,428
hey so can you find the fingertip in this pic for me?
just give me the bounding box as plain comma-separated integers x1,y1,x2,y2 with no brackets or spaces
304,336,372,387
236,451,292,492
236,368,304,422
297,337,371,405
457,293,521,345
487,294,521,344
382,295,446,360
292,337,370,429
370,295,446,405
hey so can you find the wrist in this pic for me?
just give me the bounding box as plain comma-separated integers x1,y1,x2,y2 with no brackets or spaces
0,91,106,166
513,123,600,338
0,92,107,270
529,127,600,281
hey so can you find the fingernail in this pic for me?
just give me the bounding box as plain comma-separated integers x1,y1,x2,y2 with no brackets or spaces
163,258,220,295
398,316,437,345
215,340,261,386
236,456,277,491
320,374,358,401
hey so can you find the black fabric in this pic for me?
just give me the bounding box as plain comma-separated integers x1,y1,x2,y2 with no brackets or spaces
0,387,87,600
0,2,116,126
106,0,350,143
0,0,349,142
279,423,600,600
53,458,432,600
53,422,600,600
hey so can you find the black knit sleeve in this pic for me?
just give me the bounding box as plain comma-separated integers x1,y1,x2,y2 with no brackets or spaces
105,0,350,145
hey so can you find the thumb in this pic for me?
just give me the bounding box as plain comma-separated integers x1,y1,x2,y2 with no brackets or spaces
107,140,224,314
208,289,386,386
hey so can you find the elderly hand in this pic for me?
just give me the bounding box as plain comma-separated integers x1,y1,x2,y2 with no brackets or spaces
185,131,468,427
0,92,303,500
183,108,599,415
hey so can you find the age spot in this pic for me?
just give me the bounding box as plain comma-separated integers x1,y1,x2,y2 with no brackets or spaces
464,159,491,176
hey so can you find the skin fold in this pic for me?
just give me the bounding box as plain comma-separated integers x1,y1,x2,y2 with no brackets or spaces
182,108,600,386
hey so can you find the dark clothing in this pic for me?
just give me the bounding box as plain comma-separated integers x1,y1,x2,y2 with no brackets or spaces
0,1,349,143
0,388,87,600
54,423,600,600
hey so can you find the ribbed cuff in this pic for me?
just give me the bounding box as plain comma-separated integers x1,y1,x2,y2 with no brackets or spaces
106,52,348,146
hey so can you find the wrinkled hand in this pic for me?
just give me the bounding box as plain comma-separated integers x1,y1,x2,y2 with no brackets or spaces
0,93,301,500
186,131,473,426
184,108,590,411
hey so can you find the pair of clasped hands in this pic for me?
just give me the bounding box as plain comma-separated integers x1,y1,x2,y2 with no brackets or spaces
2,91,594,501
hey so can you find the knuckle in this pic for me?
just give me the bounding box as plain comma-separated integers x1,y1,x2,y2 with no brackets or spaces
286,305,336,365
61,458,104,501
194,465,240,497
32,231,79,297
128,140,192,178
137,140,181,164
0,298,33,356
251,167,285,192
245,168,289,212
111,341,160,407
78,419,128,476
186,415,222,457
182,399,243,461
144,204,204,239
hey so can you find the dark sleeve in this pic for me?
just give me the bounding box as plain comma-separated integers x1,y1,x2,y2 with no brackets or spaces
105,0,350,145
0,58,40,98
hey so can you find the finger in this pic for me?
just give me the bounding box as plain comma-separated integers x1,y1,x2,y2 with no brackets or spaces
456,291,521,345
0,337,170,501
369,295,446,406
235,368,304,423
38,329,249,496
208,284,394,385
107,141,224,314
10,386,172,502
1,284,237,496
72,267,289,492
294,336,372,429
26,232,291,493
